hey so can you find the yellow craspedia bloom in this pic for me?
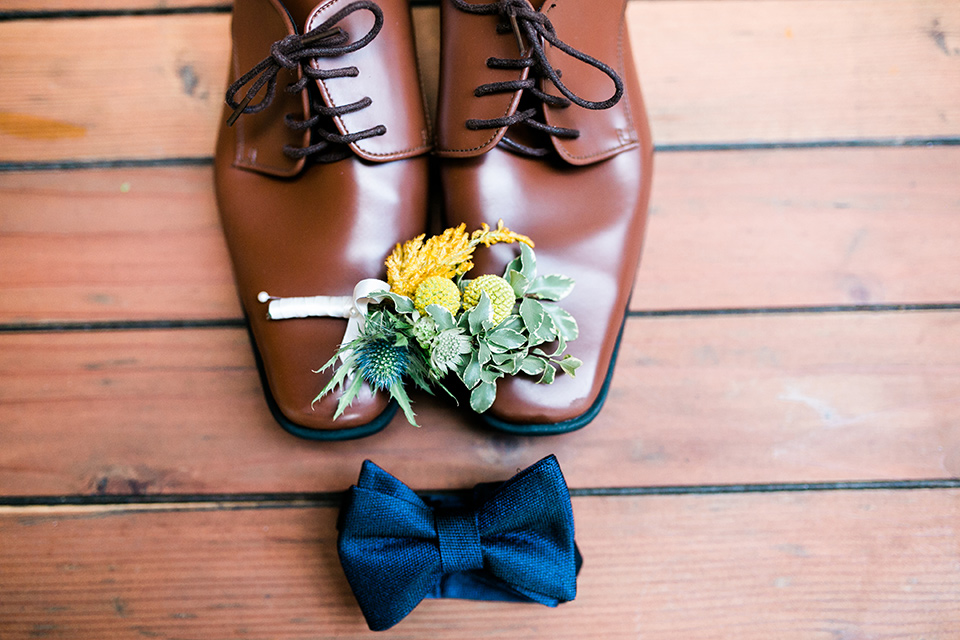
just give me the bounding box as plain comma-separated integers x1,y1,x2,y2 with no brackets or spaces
463,275,515,326
414,276,461,316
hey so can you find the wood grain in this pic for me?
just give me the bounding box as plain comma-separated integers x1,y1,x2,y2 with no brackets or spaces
2,310,958,496
0,14,229,163
0,166,241,323
0,0,229,10
634,146,960,310
2,491,958,639
1,1,957,637
2,1,959,163
2,147,957,324
632,0,960,146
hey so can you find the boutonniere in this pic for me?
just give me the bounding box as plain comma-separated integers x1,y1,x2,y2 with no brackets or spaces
260,221,580,426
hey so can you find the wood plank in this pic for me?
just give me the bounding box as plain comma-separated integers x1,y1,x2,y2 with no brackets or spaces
0,0,229,10
2,311,958,496
2,1,959,163
0,9,427,163
634,146,960,310
0,13,230,163
2,147,957,324
1,491,958,638
0,166,242,323
633,0,960,146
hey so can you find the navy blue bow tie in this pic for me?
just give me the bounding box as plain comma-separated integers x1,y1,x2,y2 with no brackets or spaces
337,455,579,631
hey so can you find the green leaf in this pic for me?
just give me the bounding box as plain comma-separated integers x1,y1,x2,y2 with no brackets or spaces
520,355,547,375
546,333,568,358
485,341,507,354
505,355,524,375
507,269,530,298
526,332,547,348
535,315,557,343
559,355,582,377
378,291,416,314
432,377,458,402
315,349,344,377
315,349,355,400
406,348,438,391
479,368,503,384
538,364,556,385
542,304,579,341
488,327,526,350
527,274,575,301
491,353,523,374
503,254,522,280
519,297,544,336
518,242,538,282
331,374,364,420
462,352,481,389
390,381,419,427
478,341,492,364
499,315,524,333
426,304,456,331
470,381,497,413
468,292,492,334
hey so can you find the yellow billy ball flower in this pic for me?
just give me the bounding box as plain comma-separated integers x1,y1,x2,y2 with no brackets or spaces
463,274,515,326
414,276,461,316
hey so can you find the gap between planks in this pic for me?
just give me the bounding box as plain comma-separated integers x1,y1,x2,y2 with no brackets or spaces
4,477,960,510
2,310,959,496
4,137,960,173
1,1,959,161
0,0,439,15
1,491,958,639
7,304,960,335
1,146,958,323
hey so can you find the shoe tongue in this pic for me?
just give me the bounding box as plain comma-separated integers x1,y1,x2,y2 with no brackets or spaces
227,0,309,178
435,0,530,158
539,0,640,165
280,0,321,31
303,0,431,163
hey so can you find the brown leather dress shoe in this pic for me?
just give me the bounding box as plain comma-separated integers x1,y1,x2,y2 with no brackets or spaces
436,0,653,434
215,0,431,439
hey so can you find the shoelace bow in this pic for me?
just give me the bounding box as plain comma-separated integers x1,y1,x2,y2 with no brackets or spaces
451,0,625,156
224,0,386,162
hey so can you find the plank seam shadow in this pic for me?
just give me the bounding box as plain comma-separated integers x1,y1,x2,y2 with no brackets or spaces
0,318,247,334
1,137,958,172
628,303,960,318
0,157,214,173
656,137,960,152
0,6,231,21
0,0,436,22
3,479,959,510
3,304,960,335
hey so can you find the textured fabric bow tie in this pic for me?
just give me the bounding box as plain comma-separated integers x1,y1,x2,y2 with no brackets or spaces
337,455,580,631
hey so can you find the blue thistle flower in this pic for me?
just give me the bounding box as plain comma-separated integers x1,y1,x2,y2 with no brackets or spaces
355,338,409,391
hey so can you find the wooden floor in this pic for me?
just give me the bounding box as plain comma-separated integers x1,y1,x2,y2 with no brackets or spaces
2,0,959,637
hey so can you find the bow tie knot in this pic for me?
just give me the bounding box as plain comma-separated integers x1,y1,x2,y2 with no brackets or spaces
436,509,485,574
337,455,580,630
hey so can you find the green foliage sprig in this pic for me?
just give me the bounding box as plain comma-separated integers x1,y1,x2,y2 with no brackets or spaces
454,243,581,413
314,243,580,426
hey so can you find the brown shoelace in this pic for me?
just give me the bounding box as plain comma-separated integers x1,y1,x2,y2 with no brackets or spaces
225,0,386,162
451,0,624,157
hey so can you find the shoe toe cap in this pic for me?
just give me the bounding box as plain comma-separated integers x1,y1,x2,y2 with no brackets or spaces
253,318,393,436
